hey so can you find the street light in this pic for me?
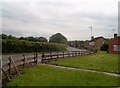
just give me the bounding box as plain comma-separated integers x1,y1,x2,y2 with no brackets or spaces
89,27,92,40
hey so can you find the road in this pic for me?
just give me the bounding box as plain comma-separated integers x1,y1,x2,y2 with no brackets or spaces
2,46,88,65
67,46,87,52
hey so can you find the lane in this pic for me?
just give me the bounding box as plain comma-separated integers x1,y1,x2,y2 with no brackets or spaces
2,46,88,65
67,46,87,51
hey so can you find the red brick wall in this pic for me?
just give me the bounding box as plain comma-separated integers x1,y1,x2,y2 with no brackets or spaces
109,36,120,54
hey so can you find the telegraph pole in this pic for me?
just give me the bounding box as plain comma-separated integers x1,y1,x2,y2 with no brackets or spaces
89,27,92,40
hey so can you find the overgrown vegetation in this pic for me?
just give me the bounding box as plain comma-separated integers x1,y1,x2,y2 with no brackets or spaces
2,39,66,53
7,65,119,86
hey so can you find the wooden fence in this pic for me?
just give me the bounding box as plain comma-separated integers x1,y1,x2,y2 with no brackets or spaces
1,50,95,82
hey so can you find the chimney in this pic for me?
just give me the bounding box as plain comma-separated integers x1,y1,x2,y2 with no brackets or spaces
114,34,117,39
91,36,94,40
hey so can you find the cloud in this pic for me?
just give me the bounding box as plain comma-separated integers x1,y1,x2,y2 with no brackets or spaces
1,0,119,40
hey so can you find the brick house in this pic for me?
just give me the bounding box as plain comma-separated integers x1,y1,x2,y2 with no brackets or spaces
109,34,120,54
88,36,106,50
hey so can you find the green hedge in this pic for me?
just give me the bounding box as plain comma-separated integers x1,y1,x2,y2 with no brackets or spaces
100,44,108,51
2,39,66,53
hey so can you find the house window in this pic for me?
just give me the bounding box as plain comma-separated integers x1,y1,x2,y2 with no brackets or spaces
114,45,120,51
89,42,94,46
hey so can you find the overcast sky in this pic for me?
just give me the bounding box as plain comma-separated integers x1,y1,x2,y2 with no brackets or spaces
1,0,119,40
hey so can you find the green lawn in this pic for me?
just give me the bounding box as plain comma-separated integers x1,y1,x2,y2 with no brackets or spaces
7,65,119,86
50,51,119,73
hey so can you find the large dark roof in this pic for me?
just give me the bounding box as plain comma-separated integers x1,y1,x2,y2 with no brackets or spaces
89,36,106,42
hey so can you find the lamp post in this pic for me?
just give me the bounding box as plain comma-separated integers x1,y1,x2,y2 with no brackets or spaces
89,27,92,40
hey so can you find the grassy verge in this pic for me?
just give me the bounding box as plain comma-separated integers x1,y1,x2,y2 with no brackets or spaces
7,65,119,86
50,51,119,73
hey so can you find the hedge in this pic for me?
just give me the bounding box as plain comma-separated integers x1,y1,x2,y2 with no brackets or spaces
2,39,66,53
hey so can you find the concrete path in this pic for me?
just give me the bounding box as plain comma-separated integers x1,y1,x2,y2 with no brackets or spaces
41,64,120,77
67,46,87,52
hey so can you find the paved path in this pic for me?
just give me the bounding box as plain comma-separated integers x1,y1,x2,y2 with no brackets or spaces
67,46,87,52
42,64,120,77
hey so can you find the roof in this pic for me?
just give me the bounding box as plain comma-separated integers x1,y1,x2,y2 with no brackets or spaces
89,36,106,42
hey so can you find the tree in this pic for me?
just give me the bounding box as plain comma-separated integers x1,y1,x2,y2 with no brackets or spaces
19,37,25,40
100,44,108,51
37,37,48,42
0,34,8,39
49,33,67,44
27,36,35,41
8,35,14,39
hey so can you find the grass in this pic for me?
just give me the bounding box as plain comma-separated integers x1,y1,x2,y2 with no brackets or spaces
50,51,119,73
7,65,119,86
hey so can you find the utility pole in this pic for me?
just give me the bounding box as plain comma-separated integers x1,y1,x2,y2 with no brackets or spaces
89,27,92,40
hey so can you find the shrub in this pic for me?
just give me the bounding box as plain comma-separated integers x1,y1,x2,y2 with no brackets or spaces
2,39,66,53
49,33,67,44
100,44,108,51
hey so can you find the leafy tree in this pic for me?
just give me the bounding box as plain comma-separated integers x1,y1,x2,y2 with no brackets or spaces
37,37,48,42
49,33,67,44
19,37,25,40
0,34,8,39
27,36,35,41
8,35,14,39
100,44,108,51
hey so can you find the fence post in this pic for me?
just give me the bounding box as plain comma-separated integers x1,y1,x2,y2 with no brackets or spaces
9,57,20,75
34,53,36,64
63,52,64,58
23,55,25,67
72,51,74,57
68,52,70,58
76,51,77,56
57,51,59,58
41,53,43,63
81,51,82,55
1,68,11,81
50,52,53,59
36,54,38,64
41,52,46,63
79,51,80,56
23,55,30,67
8,56,11,75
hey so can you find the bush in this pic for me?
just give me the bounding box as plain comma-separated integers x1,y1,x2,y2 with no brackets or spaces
49,33,67,44
100,44,108,51
2,39,66,53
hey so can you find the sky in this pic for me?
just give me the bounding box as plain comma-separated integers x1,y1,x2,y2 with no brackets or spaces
0,0,119,41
